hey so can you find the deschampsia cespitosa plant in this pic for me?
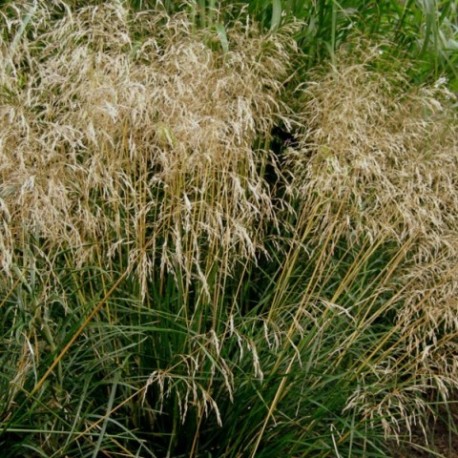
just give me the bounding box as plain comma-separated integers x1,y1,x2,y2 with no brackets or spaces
0,2,457,457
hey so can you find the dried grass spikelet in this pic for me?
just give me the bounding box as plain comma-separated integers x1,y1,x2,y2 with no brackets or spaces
0,3,297,298
286,41,458,439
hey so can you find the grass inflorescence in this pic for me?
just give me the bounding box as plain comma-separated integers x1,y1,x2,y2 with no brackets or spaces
0,1,457,457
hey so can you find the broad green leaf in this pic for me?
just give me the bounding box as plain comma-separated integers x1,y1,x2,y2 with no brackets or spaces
271,0,282,31
216,23,229,53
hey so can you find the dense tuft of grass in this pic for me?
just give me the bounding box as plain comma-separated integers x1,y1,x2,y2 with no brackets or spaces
0,1,457,457
284,40,458,442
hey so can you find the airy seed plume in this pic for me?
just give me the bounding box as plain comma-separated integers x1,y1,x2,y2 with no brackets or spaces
0,3,296,300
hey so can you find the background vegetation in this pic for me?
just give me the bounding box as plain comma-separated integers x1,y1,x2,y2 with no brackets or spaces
0,1,457,457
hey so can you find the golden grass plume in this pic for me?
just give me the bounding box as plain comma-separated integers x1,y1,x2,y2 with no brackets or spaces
0,3,297,301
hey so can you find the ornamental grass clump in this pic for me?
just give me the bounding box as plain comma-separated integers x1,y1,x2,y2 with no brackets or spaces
284,42,458,440
0,3,297,455
1,2,458,457
0,2,295,297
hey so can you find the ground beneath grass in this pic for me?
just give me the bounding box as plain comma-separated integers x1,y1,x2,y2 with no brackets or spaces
393,402,458,458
